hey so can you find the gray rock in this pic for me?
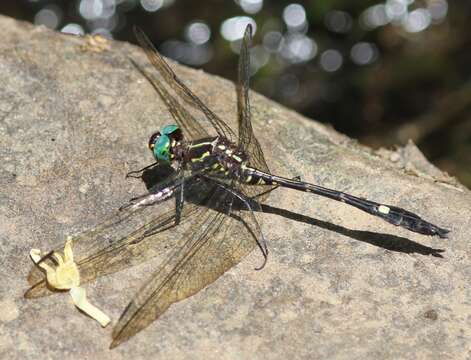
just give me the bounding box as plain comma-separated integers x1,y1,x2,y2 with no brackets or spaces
0,15,469,359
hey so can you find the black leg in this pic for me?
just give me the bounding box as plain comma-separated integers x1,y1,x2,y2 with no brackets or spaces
125,162,159,179
175,175,185,225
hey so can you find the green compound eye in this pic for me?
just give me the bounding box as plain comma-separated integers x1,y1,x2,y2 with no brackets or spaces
153,134,171,163
161,124,179,136
148,125,181,163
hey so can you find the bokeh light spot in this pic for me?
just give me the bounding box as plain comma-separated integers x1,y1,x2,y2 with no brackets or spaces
325,10,352,33
320,49,343,72
282,4,306,29
34,6,62,29
351,42,378,65
185,21,211,45
238,0,263,14
220,17,256,42
140,0,164,12
403,8,432,33
61,23,85,35
281,34,317,63
263,31,283,53
428,0,448,22
360,4,390,29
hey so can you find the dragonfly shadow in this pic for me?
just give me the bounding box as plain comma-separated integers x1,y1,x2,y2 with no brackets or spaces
260,204,445,258
133,163,175,188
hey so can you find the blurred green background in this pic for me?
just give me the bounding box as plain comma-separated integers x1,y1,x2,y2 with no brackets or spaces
1,0,469,187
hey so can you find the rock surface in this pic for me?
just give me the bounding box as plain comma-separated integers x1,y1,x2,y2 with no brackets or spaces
0,16,469,359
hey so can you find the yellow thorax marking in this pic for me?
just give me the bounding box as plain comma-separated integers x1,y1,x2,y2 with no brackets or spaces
231,154,242,162
190,151,210,162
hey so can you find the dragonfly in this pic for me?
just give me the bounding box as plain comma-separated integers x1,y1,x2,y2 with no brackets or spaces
25,25,449,349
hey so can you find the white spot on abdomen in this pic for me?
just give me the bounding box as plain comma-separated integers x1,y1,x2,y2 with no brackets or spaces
378,205,390,214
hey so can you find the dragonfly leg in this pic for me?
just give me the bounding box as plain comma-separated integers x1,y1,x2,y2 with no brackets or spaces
175,176,185,225
125,162,158,179
126,176,189,243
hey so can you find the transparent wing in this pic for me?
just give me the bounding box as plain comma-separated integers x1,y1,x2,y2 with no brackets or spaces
134,26,237,141
236,25,273,200
237,24,253,150
25,175,197,299
131,58,208,141
110,180,258,348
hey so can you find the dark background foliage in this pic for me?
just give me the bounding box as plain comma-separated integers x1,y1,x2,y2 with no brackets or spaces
1,0,469,186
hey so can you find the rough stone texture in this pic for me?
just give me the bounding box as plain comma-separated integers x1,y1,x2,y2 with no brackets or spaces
0,15,470,359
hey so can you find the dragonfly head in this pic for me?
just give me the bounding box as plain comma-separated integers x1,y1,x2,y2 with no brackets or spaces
148,124,183,164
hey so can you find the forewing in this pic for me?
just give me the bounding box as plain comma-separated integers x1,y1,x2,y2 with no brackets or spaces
110,182,256,348
236,25,273,200
134,27,237,141
237,24,253,150
132,58,207,141
25,176,198,299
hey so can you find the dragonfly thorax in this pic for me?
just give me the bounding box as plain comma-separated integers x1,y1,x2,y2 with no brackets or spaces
178,135,248,178
148,125,248,179
210,137,248,176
